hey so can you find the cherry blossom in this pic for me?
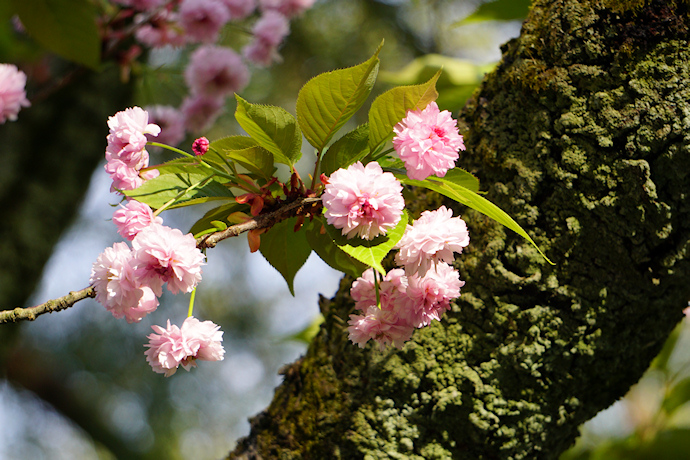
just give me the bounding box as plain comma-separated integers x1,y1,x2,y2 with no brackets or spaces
347,305,414,350
185,45,249,98
0,63,30,124
145,316,225,376
132,224,205,295
242,11,289,66
393,101,465,181
395,206,469,276
112,200,163,241
90,242,159,323
145,105,186,147
179,0,231,43
259,0,314,17
403,262,464,328
322,161,404,240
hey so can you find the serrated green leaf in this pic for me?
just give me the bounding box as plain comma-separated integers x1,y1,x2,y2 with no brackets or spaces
11,0,100,69
125,171,234,210
259,217,312,295
321,124,371,176
305,217,367,278
368,70,441,153
396,173,552,264
324,211,409,275
235,95,302,167
456,0,531,25
296,43,381,151
190,202,245,236
210,135,275,180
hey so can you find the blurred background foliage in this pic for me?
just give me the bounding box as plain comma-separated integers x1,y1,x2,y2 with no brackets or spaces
1,0,688,458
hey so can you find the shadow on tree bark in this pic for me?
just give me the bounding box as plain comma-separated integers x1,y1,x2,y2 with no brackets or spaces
229,1,690,458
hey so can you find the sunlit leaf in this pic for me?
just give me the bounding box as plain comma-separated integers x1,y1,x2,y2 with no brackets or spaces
125,170,234,210
10,0,100,69
189,202,245,236
456,0,531,25
210,136,275,180
368,70,441,153
324,211,409,275
296,42,381,151
305,217,367,278
320,124,370,176
235,95,302,167
395,173,552,264
259,217,312,295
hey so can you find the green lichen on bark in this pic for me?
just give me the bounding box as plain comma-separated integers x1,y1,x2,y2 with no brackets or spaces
229,1,690,458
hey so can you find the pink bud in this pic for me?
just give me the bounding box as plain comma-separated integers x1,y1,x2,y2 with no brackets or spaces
192,136,209,156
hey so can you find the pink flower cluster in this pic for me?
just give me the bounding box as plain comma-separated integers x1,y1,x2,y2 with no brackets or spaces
0,63,30,124
145,316,225,377
104,107,161,192
109,0,315,138
91,202,204,322
347,206,469,349
322,162,405,240
347,263,464,350
393,101,465,181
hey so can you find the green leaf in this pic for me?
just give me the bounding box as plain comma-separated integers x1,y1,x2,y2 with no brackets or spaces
210,136,275,180
10,0,100,69
324,211,409,275
125,170,234,210
305,217,367,278
189,202,245,236
235,95,302,167
283,314,324,344
368,70,441,153
663,376,690,415
457,0,531,25
296,43,381,151
259,217,312,295
395,173,553,264
320,124,371,176
652,322,683,372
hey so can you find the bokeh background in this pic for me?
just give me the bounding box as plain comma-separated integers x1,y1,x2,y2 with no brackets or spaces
1,1,689,459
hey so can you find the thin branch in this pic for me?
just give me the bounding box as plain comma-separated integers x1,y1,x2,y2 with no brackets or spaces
0,286,95,324
0,196,323,324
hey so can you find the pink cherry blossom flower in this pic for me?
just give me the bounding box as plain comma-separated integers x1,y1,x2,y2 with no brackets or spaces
145,316,224,376
184,45,249,98
90,242,159,323
395,206,469,276
145,105,186,147
179,0,231,43
350,268,408,311
105,158,145,191
112,200,163,241
259,0,314,17
135,11,187,48
347,305,414,350
220,0,256,19
181,94,224,133
132,224,205,295
322,161,404,240
112,0,165,10
0,63,30,124
393,101,465,181
106,106,160,168
402,262,464,328
242,11,289,66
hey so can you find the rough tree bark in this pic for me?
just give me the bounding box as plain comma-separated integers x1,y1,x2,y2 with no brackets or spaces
229,0,690,458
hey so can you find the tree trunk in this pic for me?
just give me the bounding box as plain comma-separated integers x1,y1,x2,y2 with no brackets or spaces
229,1,690,458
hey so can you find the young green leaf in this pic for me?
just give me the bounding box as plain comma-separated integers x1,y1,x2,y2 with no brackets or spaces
368,70,441,154
324,211,409,275
305,217,368,278
189,202,245,236
320,124,371,176
259,217,313,295
456,0,531,25
395,173,552,264
11,0,100,69
296,43,381,151
124,171,234,210
210,136,275,180
235,95,302,167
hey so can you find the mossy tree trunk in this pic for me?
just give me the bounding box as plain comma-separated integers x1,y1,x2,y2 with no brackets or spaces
229,1,690,458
